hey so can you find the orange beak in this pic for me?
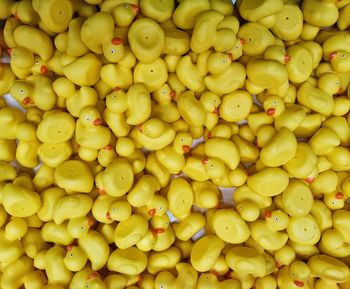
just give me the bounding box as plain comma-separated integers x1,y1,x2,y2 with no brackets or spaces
329,52,337,61
182,145,190,153
40,65,48,74
66,244,73,251
266,108,276,116
228,52,233,61
148,208,156,216
22,97,31,105
104,144,113,151
88,217,95,226
93,118,103,126
97,188,106,195
202,158,208,164
106,212,112,220
7,48,12,55
169,91,176,99
114,87,121,92
305,176,315,184
264,210,272,218
293,280,304,287
276,260,283,268
336,192,344,199
284,54,291,64
337,87,343,94
137,125,143,132
130,4,139,13
240,39,246,45
87,272,98,281
210,270,219,277
212,107,219,115
207,131,212,139
112,37,123,45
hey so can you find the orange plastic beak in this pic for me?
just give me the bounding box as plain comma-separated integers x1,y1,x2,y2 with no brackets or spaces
276,260,283,268
22,97,31,105
148,208,156,216
213,107,219,115
228,52,233,61
305,176,315,184
40,65,49,74
329,52,337,61
7,48,12,55
169,91,176,99
284,54,291,64
66,244,73,251
93,118,103,126
112,37,123,45
336,192,344,199
240,39,246,45
137,125,143,132
264,211,272,218
87,217,95,226
293,280,304,287
114,87,121,92
104,144,113,151
202,158,208,164
182,145,190,153
266,108,276,116
130,4,139,13
106,212,112,220
87,272,98,281
207,131,212,139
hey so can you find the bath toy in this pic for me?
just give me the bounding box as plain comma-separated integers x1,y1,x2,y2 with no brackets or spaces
108,247,147,275
1,256,34,289
5,217,27,241
128,18,164,63
64,245,88,272
67,215,95,239
247,167,289,197
41,221,74,246
97,144,117,167
176,90,206,127
145,153,171,188
23,270,47,289
55,160,94,193
147,246,181,274
115,137,135,157
0,161,17,182
280,180,314,217
37,141,73,168
100,62,133,90
338,3,350,30
199,91,221,130
37,187,66,222
232,135,259,163
112,3,139,26
213,209,250,244
140,0,174,22
310,200,333,232
309,127,340,156
0,138,16,163
127,174,160,207
0,63,16,95
192,180,220,209
163,28,190,56
234,184,272,210
173,212,206,241
326,146,350,171
319,228,350,257
302,0,339,27
238,0,283,22
274,245,296,268
219,90,252,123
0,229,23,264
114,213,149,249
323,191,346,210
287,215,321,246
63,17,89,57
277,261,311,289
45,246,73,286
167,177,193,219
152,223,176,252
324,116,350,146
64,86,99,118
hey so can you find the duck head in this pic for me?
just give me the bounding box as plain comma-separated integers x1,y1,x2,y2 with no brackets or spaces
147,195,168,217
173,132,193,154
263,95,285,117
79,106,103,127
10,80,33,107
152,84,176,104
105,88,128,113
265,209,289,231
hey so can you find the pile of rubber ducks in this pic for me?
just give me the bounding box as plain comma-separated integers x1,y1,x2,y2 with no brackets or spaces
1,0,350,288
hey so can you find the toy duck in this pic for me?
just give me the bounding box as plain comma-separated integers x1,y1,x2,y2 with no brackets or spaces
326,146,350,171
287,215,321,246
166,177,193,220
1,256,35,289
192,180,221,209
173,212,206,241
197,272,241,289
10,75,57,111
97,144,117,167
323,191,346,210
302,0,339,27
55,160,94,193
75,106,111,161
100,60,133,90
155,132,192,174
63,245,88,272
147,247,181,274
0,229,23,264
274,245,296,268
219,90,252,123
78,230,109,271
309,127,340,156
323,116,350,146
319,228,350,257
114,214,149,249
4,217,27,241
254,275,277,289
41,221,74,246
0,64,15,96
37,187,66,222
131,118,176,151
176,90,206,127
234,184,272,210
277,261,311,289
250,209,289,251
152,223,176,252
199,91,221,130
310,200,332,232
108,247,147,275
91,193,116,224
67,216,95,239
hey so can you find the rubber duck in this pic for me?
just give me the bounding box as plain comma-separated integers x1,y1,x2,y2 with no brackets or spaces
1,256,34,289
100,61,133,90
167,177,193,220
197,272,241,289
155,132,192,174
173,212,206,241
191,180,221,209
22,270,47,289
302,0,339,27
274,245,296,268
0,63,16,95
41,221,74,246
108,247,147,275
250,209,289,251
4,217,27,241
114,214,149,249
247,167,289,197
319,228,350,257
63,245,88,272
44,246,73,286
97,144,117,167
199,91,221,130
55,160,94,193
308,254,350,283
327,146,350,171
337,2,350,30
75,106,111,161
78,230,109,271
219,90,252,123
323,116,350,146
91,193,115,224
52,194,93,225
112,3,139,26
287,215,321,246
67,216,95,239
163,28,190,56
254,275,277,289
234,184,272,210
333,210,350,243
147,247,181,274
238,0,283,22
0,229,23,264
323,191,346,210
127,174,161,207
277,261,311,289
37,187,66,222
152,223,176,252
146,153,171,188
176,90,206,127
0,136,16,163
131,118,176,151
10,75,57,111
309,127,340,156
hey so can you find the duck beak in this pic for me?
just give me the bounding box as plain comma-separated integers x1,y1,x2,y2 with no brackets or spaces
264,211,272,218
228,52,233,61
329,52,337,61
276,260,283,268
182,145,190,153
137,125,143,132
336,192,344,199
130,4,139,13
104,144,113,151
40,65,48,74
169,91,176,99
97,188,106,195
305,176,315,184
114,86,121,92
66,244,73,251
212,107,219,115
7,48,12,55
87,272,98,281
293,280,304,287
284,54,291,64
22,96,31,105
337,87,343,94
87,217,95,226
240,39,246,45
202,158,208,164
93,118,103,126
106,212,112,220
207,131,212,139
266,108,276,116
148,208,156,216
111,37,123,45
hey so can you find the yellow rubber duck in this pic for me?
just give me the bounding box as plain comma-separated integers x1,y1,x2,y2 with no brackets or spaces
155,132,192,174
302,0,339,27
197,272,241,289
131,118,176,151
0,229,22,264
146,153,171,188
0,63,16,95
199,91,221,130
147,247,181,274
100,61,133,90
319,228,350,257
250,209,289,251
4,217,28,241
102,35,126,63
323,191,346,210
0,107,26,140
1,256,35,289
176,90,206,127
152,223,176,252
67,216,95,239
127,174,160,207
238,0,283,22
151,84,180,123
112,3,139,26
274,245,296,268
37,187,66,222
75,106,111,161
287,215,321,246
277,261,311,289
191,180,220,209
254,275,277,289
173,212,206,241
108,247,147,275
63,245,88,272
97,144,116,167
167,177,194,220
10,75,57,111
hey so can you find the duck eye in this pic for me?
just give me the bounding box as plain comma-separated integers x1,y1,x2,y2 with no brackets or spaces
214,99,217,103
181,138,184,142
20,90,24,94
69,253,73,257
332,201,336,205
274,217,279,221
162,90,166,94
341,54,345,58
111,49,115,53
221,59,226,63
210,165,213,168
98,152,102,157
81,226,85,230
35,60,39,64
86,117,90,121
113,207,117,211
123,3,128,8
159,206,162,210
272,101,277,105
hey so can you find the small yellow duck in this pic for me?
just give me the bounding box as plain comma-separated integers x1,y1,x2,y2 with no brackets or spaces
63,245,88,272
112,3,139,27
75,106,111,161
302,0,339,28
67,216,95,239
108,247,147,275
274,245,296,268
277,261,311,289
155,132,192,174
191,180,221,209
